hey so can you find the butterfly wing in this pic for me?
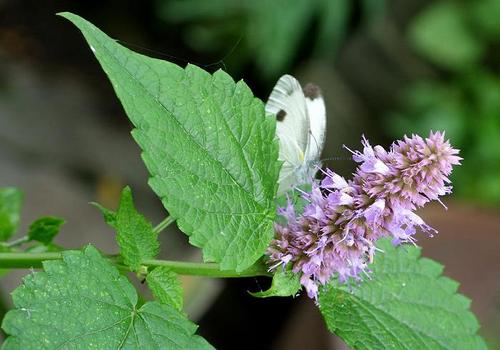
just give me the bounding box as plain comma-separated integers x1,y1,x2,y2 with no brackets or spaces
303,83,327,165
265,75,311,195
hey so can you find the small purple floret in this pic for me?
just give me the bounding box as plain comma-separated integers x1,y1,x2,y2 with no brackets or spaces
267,131,461,300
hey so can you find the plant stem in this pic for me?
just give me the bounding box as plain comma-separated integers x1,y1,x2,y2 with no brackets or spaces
141,259,271,278
0,252,271,278
0,252,62,268
0,236,30,248
153,216,175,234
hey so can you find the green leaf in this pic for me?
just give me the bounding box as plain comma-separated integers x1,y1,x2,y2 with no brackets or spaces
318,239,487,350
115,187,159,272
146,267,183,311
90,201,116,228
250,269,301,298
409,1,484,70
60,13,280,272
27,217,65,245
2,245,213,350
189,336,216,350
0,188,23,241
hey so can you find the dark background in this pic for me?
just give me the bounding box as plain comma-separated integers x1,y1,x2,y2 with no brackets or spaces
0,0,499,349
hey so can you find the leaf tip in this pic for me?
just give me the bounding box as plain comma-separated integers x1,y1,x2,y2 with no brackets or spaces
56,12,77,21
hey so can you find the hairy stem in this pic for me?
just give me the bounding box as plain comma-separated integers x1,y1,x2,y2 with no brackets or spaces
141,259,271,277
0,236,30,248
0,252,271,278
153,216,175,234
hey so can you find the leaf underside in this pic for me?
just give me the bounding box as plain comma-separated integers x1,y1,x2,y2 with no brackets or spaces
319,239,487,350
250,269,301,298
60,12,280,272
1,245,213,350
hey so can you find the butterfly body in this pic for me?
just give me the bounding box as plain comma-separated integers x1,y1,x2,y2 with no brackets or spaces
265,75,327,195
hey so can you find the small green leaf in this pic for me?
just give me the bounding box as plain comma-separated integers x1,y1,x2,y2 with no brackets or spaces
251,269,301,298
60,12,280,272
146,267,183,311
319,239,487,350
27,217,65,245
0,188,23,241
90,201,116,228
116,187,159,272
1,245,213,349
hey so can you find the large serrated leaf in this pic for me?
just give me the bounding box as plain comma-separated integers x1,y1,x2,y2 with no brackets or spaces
319,239,487,350
60,12,280,272
1,245,213,350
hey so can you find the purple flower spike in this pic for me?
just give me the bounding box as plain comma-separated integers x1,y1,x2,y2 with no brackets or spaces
267,131,461,300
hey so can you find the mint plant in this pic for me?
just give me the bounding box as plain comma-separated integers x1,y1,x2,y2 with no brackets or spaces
0,13,487,349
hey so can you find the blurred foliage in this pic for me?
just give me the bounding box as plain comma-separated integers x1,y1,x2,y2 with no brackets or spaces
409,1,483,70
156,0,384,81
390,0,500,205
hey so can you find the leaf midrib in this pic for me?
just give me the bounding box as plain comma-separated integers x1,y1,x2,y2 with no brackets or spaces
347,291,442,350
89,29,269,215
188,74,257,198
54,314,133,349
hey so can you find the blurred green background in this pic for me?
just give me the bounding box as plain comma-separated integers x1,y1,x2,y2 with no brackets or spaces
0,1,499,349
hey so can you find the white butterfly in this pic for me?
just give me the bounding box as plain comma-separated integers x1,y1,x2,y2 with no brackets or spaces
265,75,327,196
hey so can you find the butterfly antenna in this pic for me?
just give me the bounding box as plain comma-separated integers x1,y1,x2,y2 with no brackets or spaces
320,143,355,163
202,34,244,71
307,131,324,169
309,130,320,153
320,156,352,162
117,33,244,72
117,40,198,65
